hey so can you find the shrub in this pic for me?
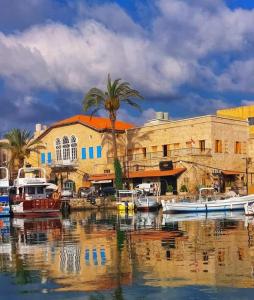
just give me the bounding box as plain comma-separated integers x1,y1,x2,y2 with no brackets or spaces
180,184,188,192
167,184,174,193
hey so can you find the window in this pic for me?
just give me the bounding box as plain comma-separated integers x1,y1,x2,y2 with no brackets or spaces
89,147,94,159
41,153,45,164
62,136,70,160
235,141,241,154
56,138,62,161
215,140,222,153
37,186,44,194
152,146,157,152
174,143,180,149
26,186,36,195
47,152,52,164
142,147,147,158
199,140,206,152
81,147,86,159
162,145,168,157
97,146,102,158
248,117,254,125
70,136,77,160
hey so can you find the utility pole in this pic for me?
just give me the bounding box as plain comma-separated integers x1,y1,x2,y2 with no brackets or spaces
245,157,251,195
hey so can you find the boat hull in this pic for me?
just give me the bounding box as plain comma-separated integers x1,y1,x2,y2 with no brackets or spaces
11,198,61,217
135,197,160,211
162,195,254,214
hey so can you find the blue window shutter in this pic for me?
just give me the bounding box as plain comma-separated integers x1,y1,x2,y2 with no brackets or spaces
89,147,94,159
82,147,86,159
41,153,45,164
47,152,52,164
97,146,102,158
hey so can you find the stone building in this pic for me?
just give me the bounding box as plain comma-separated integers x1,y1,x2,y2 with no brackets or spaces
28,115,133,191
28,110,251,194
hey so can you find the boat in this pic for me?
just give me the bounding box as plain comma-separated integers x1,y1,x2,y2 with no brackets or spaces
244,202,254,216
161,187,254,214
134,194,160,211
116,190,135,212
10,167,61,217
0,167,10,216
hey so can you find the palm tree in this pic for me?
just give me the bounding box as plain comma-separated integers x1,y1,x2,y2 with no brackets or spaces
83,74,143,159
0,128,44,177
83,74,143,189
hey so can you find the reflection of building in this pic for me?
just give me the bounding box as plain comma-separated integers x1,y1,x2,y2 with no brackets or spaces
130,218,254,288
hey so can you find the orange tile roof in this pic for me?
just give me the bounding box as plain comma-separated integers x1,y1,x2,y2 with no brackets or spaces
221,170,242,175
128,168,186,178
53,114,134,131
89,168,186,181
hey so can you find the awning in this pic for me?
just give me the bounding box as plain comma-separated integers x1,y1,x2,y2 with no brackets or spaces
128,168,186,179
89,168,186,181
221,170,242,175
89,174,115,181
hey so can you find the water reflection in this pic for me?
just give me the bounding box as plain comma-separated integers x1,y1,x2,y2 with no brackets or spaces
0,210,254,298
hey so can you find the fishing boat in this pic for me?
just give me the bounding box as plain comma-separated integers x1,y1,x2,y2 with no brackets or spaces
0,167,10,216
11,167,61,217
116,190,135,212
161,187,254,214
134,194,160,211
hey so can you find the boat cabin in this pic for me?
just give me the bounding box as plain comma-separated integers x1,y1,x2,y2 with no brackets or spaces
0,167,9,197
13,168,48,201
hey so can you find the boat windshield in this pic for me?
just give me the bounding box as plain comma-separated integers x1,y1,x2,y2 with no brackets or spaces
0,187,8,196
199,188,216,201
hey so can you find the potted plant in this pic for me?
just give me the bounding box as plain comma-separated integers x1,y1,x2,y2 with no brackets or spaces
166,184,174,196
179,184,188,195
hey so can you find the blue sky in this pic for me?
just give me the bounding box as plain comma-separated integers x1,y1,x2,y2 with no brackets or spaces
1,0,254,134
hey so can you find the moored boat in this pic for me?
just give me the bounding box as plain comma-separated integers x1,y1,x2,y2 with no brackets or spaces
134,194,160,211
0,167,10,216
161,187,254,214
10,167,61,217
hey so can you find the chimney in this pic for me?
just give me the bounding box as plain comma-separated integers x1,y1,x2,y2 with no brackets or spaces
163,112,169,120
36,124,42,132
156,112,164,120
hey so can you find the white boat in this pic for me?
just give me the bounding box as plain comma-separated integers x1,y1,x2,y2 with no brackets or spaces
134,194,160,211
244,202,254,216
11,167,61,217
161,187,254,214
0,167,10,216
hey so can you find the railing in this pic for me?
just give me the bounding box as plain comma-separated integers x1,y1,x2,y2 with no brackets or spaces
107,148,212,164
49,159,79,168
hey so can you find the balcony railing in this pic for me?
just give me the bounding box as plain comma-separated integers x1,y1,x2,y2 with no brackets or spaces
107,148,212,164
49,159,79,168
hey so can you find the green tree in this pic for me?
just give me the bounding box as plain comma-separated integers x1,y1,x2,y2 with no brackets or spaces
83,74,143,187
0,128,44,176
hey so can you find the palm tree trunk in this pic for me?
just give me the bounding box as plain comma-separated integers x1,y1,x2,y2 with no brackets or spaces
110,115,118,159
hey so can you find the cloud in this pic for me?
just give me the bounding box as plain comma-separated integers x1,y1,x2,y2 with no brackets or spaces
1,0,254,131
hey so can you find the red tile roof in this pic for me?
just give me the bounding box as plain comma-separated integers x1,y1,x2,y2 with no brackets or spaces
53,115,134,131
89,168,186,181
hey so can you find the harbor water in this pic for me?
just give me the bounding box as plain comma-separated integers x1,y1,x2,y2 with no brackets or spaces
0,210,254,299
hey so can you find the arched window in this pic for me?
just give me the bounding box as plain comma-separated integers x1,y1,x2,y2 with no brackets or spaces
70,135,77,160
62,136,70,160
55,138,62,161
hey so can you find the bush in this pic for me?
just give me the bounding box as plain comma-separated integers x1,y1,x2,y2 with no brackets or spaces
167,184,174,193
180,184,188,192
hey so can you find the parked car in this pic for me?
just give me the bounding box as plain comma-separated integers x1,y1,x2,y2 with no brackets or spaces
135,183,156,195
99,186,116,197
61,188,74,198
78,187,96,198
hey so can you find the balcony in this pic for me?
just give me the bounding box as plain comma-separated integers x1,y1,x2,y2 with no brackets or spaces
107,148,212,165
49,159,79,169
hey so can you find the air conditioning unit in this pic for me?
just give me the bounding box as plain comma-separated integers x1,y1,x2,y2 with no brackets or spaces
159,161,173,171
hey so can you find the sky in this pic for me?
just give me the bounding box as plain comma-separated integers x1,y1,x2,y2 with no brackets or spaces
1,0,254,135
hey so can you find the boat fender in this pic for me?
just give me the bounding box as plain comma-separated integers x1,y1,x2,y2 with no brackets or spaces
52,191,60,200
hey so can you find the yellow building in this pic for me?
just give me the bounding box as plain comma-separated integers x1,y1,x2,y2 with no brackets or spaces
217,105,254,134
28,115,133,191
28,111,253,194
